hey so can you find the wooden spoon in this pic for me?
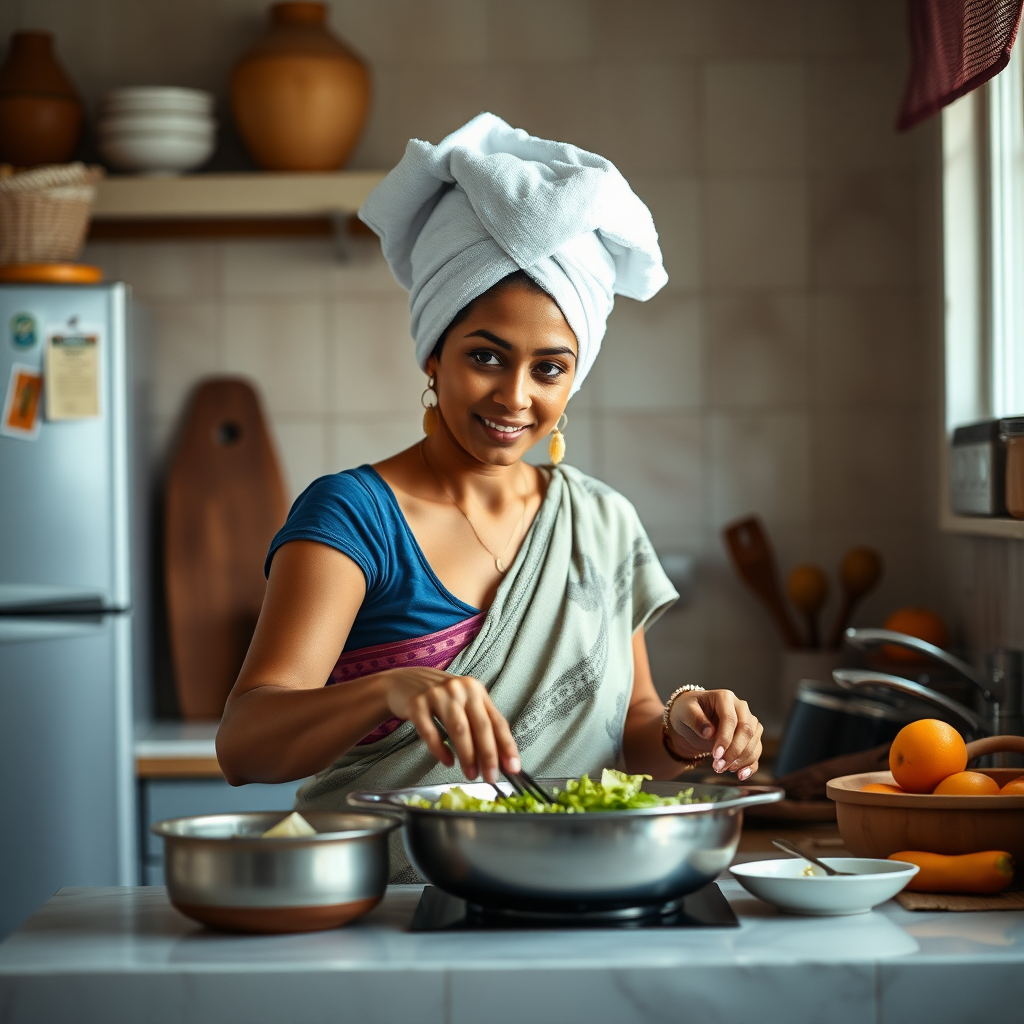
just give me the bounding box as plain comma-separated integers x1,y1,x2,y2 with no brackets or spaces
787,564,829,649
827,547,883,649
722,516,802,648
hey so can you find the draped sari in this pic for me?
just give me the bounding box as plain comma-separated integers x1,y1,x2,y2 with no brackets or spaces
295,465,678,881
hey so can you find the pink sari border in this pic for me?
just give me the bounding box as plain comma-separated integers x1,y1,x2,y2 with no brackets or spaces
327,612,485,745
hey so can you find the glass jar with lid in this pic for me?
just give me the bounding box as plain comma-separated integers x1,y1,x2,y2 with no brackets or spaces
1000,417,1024,518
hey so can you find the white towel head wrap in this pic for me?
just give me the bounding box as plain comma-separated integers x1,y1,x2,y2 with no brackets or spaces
358,113,668,396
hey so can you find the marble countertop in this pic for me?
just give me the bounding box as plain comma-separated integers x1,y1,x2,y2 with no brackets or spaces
2,882,1022,1024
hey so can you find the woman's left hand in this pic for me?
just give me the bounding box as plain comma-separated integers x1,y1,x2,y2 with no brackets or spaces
668,690,762,781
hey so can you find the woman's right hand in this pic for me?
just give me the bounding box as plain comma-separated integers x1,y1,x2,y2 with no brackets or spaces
383,667,520,784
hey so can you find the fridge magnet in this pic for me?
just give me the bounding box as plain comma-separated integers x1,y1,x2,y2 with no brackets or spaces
10,312,37,350
1,362,44,439
44,324,101,420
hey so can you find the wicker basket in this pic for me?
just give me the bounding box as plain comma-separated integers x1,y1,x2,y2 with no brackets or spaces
0,163,104,264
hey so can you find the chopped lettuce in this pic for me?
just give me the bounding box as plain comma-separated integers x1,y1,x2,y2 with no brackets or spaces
403,768,715,814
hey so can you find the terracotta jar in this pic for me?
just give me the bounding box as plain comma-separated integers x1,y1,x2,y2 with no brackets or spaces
0,32,83,166
231,2,370,172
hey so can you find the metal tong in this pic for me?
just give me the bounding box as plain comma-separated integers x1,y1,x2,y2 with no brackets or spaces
431,716,554,804
502,766,555,804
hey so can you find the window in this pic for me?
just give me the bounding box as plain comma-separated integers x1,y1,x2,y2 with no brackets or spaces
943,44,1024,431
942,47,1024,535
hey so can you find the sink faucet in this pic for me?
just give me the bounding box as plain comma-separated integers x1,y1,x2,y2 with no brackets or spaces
838,628,1023,739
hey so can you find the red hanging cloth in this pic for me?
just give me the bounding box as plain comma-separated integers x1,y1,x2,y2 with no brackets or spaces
897,0,1024,130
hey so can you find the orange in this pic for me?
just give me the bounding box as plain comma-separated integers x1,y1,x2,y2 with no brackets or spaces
999,777,1024,795
861,783,905,794
882,608,948,662
889,719,967,793
932,771,1000,795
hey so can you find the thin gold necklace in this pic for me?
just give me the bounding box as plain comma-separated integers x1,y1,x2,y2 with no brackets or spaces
420,441,527,574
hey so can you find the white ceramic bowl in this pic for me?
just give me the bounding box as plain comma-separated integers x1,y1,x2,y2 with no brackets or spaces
101,87,214,117
730,858,919,916
98,129,215,175
98,113,215,136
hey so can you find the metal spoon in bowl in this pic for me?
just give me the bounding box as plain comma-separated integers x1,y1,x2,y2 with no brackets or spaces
772,838,853,876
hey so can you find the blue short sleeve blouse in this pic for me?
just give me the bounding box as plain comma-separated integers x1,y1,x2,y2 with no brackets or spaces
265,466,478,652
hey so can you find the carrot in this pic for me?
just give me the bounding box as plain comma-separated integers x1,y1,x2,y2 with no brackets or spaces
889,850,1014,894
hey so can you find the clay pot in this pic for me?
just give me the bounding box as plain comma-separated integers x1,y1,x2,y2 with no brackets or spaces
0,32,83,166
231,2,370,171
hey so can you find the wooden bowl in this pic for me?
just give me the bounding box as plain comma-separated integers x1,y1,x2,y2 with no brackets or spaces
828,735,1024,861
827,768,1024,861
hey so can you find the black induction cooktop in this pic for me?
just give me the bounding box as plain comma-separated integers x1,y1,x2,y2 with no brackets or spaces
408,883,739,931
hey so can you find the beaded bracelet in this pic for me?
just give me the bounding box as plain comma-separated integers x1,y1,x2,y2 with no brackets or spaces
661,684,712,766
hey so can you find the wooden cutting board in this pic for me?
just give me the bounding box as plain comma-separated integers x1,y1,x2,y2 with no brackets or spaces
164,378,288,720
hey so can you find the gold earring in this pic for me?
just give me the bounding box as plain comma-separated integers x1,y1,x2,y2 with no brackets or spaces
421,377,438,436
549,413,567,465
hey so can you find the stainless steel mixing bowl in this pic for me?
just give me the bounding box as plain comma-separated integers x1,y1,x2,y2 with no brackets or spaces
349,779,783,912
151,811,399,933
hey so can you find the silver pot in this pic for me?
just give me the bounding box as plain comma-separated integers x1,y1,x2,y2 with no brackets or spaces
151,811,399,933
349,780,783,912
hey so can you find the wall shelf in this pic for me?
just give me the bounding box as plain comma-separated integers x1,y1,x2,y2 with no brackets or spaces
89,170,386,241
940,510,1024,539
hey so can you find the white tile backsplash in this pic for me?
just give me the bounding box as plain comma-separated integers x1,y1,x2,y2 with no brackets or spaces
594,293,703,412
589,0,699,60
222,240,333,298
810,290,928,409
327,297,424,415
597,412,704,550
705,177,809,288
807,0,907,58
593,61,700,175
703,61,806,173
630,176,702,291
271,419,330,501
485,0,594,62
329,413,424,473
223,301,328,416
810,410,931,526
807,59,915,171
809,171,920,287
58,0,944,734
692,0,809,58
706,291,809,408
117,242,222,300
708,411,813,528
149,301,222,420
335,0,488,65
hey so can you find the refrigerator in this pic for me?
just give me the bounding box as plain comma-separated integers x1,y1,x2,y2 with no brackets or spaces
0,282,149,939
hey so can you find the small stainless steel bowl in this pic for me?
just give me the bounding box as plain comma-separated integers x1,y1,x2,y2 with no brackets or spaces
151,811,399,933
349,779,783,912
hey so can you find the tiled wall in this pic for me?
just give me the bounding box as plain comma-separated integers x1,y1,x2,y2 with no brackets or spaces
6,0,945,731
945,538,1024,656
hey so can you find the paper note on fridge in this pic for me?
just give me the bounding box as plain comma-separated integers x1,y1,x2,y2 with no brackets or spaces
45,326,101,420
1,363,44,440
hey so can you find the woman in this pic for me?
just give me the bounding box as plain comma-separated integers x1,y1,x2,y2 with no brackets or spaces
217,114,763,880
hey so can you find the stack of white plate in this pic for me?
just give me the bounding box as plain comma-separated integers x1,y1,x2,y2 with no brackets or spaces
97,87,216,175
